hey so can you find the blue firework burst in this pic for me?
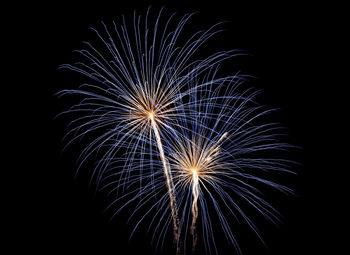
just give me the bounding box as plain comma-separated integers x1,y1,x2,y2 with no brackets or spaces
57,8,296,255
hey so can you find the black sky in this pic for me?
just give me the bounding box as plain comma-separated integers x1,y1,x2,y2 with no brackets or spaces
9,1,338,254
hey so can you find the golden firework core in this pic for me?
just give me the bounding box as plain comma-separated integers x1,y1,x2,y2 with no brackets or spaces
148,111,155,119
192,168,198,175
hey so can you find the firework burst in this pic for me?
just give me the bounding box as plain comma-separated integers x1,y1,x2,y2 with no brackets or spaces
57,8,239,246
57,8,295,255
164,71,295,254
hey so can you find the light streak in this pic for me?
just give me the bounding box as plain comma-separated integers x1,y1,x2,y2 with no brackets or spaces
191,167,199,251
149,112,179,242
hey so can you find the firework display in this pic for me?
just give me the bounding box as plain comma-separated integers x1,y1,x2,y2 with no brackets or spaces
57,8,295,255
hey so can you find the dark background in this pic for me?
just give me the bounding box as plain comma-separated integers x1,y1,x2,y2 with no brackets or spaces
10,1,339,254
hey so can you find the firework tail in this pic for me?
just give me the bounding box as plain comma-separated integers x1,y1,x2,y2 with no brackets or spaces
191,168,199,252
190,132,228,252
150,114,180,245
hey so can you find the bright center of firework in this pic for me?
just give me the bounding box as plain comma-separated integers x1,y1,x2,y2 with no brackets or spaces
148,111,155,120
192,168,198,175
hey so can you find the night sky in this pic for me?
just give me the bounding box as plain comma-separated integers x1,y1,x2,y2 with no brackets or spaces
10,1,338,254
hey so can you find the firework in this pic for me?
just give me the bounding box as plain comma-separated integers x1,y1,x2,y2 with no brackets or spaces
57,8,239,246
57,8,295,255
164,71,295,254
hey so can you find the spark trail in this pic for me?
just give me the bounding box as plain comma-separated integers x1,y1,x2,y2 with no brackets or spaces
149,112,180,242
191,167,199,251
